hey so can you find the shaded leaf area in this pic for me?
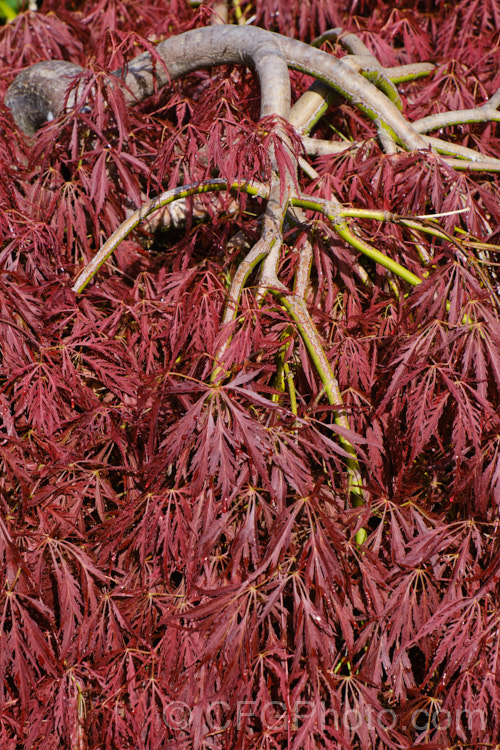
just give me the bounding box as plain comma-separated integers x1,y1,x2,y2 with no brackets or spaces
0,1,499,748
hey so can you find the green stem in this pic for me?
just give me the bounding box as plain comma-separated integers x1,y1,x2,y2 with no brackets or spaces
273,335,298,416
71,179,266,294
275,292,364,513
291,196,422,286
210,236,273,384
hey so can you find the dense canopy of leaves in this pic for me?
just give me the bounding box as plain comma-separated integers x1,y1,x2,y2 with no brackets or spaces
0,0,500,748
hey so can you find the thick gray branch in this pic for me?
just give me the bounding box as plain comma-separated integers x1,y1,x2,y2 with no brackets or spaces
5,24,425,150
6,26,293,135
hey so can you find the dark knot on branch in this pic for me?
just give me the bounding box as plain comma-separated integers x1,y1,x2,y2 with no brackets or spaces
5,60,84,136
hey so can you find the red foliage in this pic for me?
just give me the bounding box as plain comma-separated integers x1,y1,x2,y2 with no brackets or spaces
0,1,500,748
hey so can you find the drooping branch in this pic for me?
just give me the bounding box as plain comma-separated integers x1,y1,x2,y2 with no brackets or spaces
5,26,292,134
6,24,427,150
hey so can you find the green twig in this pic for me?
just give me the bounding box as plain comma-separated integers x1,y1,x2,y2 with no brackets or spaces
71,179,267,294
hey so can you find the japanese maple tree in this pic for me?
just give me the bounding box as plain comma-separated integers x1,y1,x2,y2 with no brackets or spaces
0,0,499,748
